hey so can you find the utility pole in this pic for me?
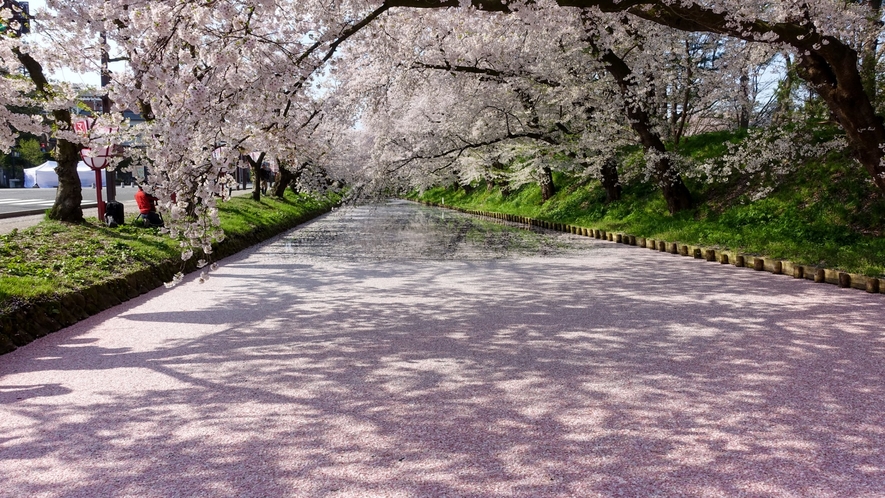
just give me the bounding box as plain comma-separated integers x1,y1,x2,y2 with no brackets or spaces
100,31,116,203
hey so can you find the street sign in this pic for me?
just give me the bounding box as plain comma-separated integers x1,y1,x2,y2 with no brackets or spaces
73,120,90,134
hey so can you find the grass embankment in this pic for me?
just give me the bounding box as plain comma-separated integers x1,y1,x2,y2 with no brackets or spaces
413,131,885,277
0,190,334,314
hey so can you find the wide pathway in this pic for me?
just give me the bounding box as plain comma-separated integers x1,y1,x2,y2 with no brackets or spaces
1,200,884,497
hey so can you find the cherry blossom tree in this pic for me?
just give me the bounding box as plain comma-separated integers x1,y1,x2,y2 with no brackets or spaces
2,0,884,264
336,7,770,212
384,0,885,193
14,0,389,252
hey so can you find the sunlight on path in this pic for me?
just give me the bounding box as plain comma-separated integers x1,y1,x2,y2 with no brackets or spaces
1,200,884,497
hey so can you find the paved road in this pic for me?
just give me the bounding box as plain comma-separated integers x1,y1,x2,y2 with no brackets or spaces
0,187,139,235
1,200,884,497
0,186,139,216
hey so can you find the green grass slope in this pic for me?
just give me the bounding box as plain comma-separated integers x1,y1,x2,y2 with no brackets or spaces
0,190,334,310
414,131,885,277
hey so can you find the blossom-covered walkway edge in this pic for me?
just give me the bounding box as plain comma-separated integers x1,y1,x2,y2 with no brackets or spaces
1,201,883,497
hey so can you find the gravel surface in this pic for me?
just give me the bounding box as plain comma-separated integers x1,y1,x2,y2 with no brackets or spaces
2,199,884,497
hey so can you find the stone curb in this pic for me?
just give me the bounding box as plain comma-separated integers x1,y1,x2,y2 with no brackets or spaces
420,201,884,296
0,203,334,356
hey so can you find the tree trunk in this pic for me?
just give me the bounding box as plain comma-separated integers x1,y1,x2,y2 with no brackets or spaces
495,174,511,197
244,152,266,201
796,45,885,193
599,49,693,213
668,100,679,143
275,163,307,197
540,166,555,201
738,71,751,129
658,157,694,213
251,163,262,201
48,139,84,223
674,85,691,145
273,166,296,197
600,158,622,202
771,56,797,124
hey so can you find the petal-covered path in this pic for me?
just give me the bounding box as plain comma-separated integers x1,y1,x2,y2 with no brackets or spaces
2,200,884,497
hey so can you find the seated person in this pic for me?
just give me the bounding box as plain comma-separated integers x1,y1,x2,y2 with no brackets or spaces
135,184,164,227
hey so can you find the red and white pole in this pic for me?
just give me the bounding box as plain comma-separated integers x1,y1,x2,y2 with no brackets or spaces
94,168,105,221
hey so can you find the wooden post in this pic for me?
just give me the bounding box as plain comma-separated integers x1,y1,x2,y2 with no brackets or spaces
720,253,729,264
814,268,826,283
793,266,804,279
705,249,716,261
866,278,880,293
838,272,851,288
735,255,745,267
773,261,783,275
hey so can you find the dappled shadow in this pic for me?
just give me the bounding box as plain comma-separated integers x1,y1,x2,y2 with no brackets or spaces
0,384,72,403
1,201,884,496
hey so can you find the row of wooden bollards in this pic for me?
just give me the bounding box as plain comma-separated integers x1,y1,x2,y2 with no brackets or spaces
422,201,884,295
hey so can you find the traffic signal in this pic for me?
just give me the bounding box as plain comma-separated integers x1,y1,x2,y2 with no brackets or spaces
0,1,30,37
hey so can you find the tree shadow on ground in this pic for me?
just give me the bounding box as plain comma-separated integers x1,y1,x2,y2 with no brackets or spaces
1,203,884,497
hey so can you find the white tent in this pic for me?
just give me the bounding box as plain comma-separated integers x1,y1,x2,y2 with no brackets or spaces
23,161,108,188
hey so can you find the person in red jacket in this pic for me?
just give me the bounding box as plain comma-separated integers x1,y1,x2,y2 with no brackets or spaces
135,184,164,227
